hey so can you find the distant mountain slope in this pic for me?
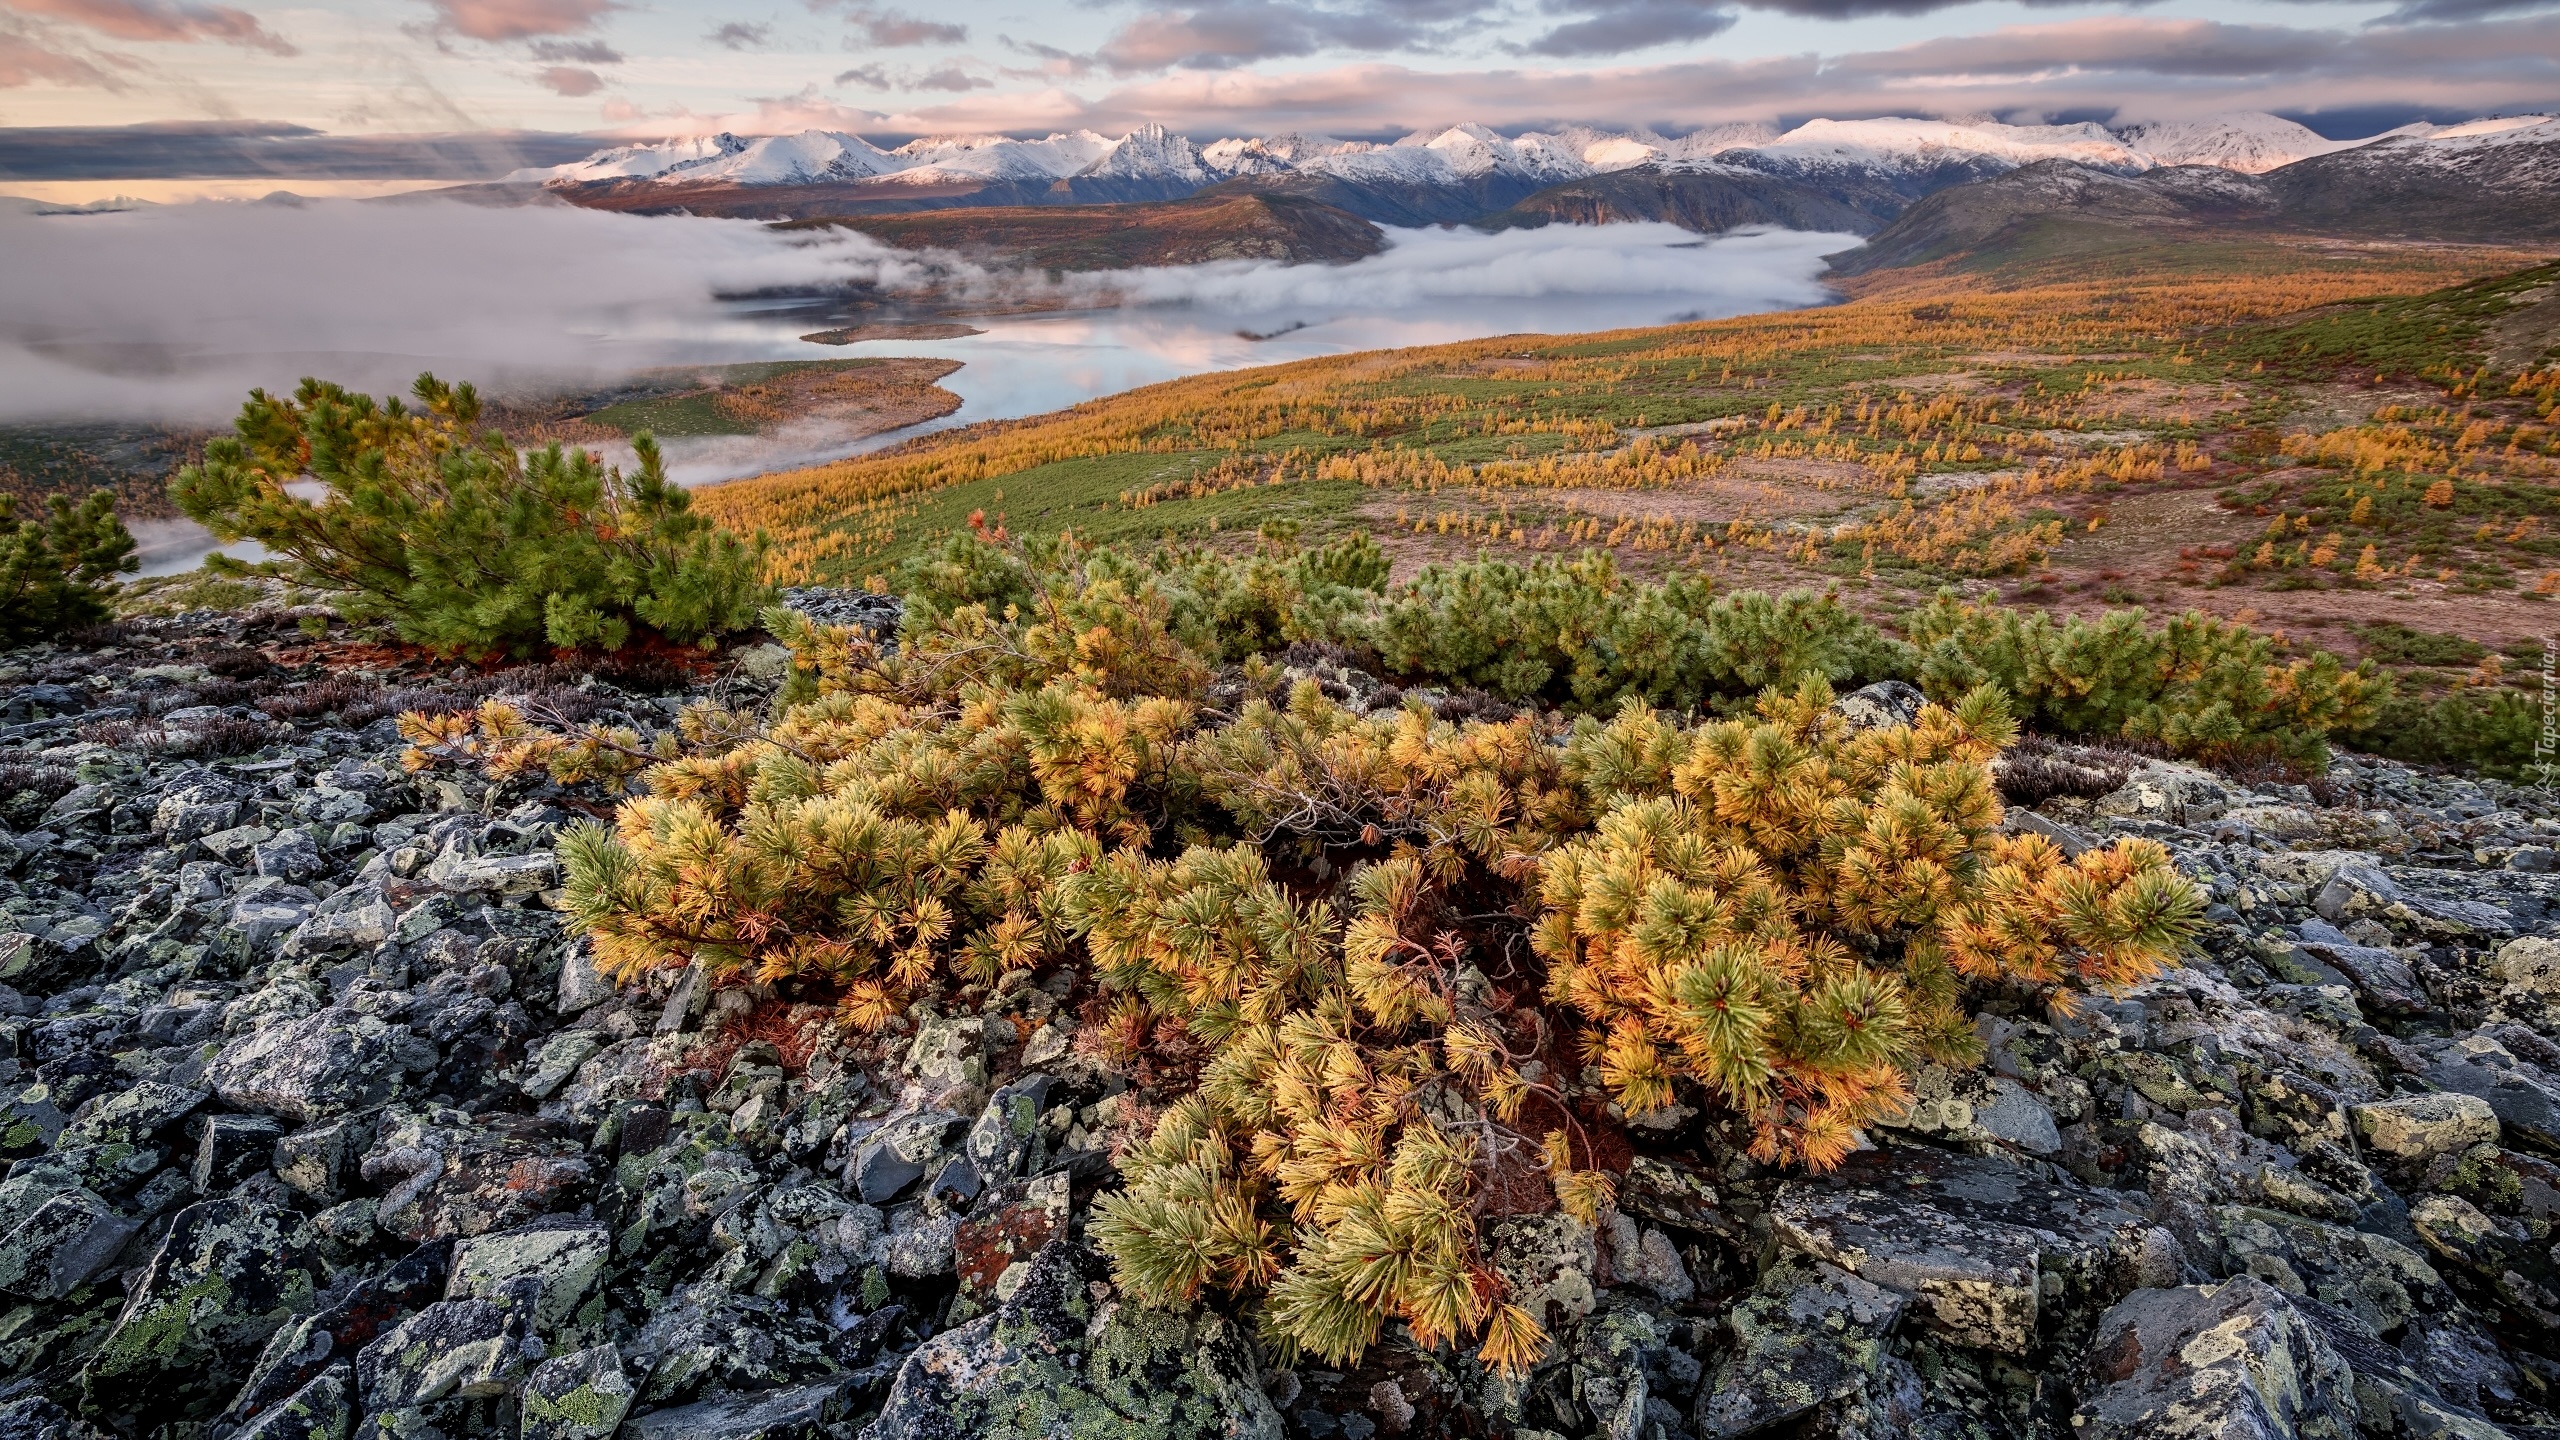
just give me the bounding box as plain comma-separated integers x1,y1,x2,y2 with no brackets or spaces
1833,118,2560,274
1829,161,2280,274
772,193,1386,270
2262,116,2560,240
1473,167,1881,235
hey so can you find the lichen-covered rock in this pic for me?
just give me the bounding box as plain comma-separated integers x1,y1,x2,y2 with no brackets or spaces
0,1173,137,1300
2424,1033,2560,1152
2215,1207,2445,1335
1770,1146,2164,1354
206,1006,417,1124
861,1240,1282,1440
79,1195,326,1428
354,1287,544,1411
2351,1092,2501,1162
232,1365,353,1440
521,1343,635,1440
1490,1211,1601,1336
2408,1195,2560,1331
2073,1278,2358,1439
445,1216,608,1332
623,1380,850,1440
1697,1258,1906,1438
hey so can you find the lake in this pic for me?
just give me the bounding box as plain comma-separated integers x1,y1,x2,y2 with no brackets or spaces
0,200,1854,573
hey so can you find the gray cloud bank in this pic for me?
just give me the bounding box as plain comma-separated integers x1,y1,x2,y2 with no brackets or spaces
0,121,604,181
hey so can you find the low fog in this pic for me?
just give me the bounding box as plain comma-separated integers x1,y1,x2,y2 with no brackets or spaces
0,197,1852,428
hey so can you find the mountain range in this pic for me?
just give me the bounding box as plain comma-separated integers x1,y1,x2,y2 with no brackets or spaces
512,110,2560,262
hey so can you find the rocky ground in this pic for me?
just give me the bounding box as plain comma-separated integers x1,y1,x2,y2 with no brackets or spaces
0,599,2556,1440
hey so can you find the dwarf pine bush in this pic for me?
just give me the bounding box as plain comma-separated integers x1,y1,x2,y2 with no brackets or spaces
1904,590,2387,767
0,490,135,645
172,374,770,656
489,534,2211,1380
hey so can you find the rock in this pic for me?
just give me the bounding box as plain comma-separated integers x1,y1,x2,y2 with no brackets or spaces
274,1118,362,1201
1697,1258,1905,1438
0,1172,138,1299
2423,1033,2560,1152
555,943,616,1014
2351,1093,2501,1162
2408,1195,2560,1330
1829,680,1923,731
2215,1207,2445,1335
424,849,559,895
851,1108,964,1205
230,1366,352,1440
206,1006,415,1124
953,1171,1071,1310
253,831,324,883
521,1029,605,1101
2072,1278,2359,1439
964,1073,1054,1181
81,1195,326,1428
2294,940,2428,1015
1603,1214,1694,1304
2094,759,2234,826
862,1240,1281,1440
883,1211,959,1279
1769,1146,2162,1353
354,1289,544,1410
521,1344,635,1440
155,784,242,842
624,1381,849,1440
902,1012,987,1091
1875,1065,2062,1156
195,1112,288,1192
446,1216,609,1332
1490,1212,1600,1335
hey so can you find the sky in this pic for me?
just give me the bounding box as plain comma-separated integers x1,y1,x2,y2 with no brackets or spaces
1,0,2555,191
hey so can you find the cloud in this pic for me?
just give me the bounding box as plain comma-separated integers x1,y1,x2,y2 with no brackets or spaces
422,0,615,43
1000,35,1094,79
835,59,990,90
528,37,618,62
1521,0,1735,58
535,63,600,94
0,122,602,179
861,12,2560,134
2374,0,2560,21
1096,1,1430,72
0,16,137,85
5,0,292,53
708,20,769,48
834,4,964,46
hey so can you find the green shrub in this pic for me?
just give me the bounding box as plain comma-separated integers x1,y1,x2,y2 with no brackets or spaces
2343,686,2544,782
172,374,771,656
1905,591,2387,768
0,490,136,646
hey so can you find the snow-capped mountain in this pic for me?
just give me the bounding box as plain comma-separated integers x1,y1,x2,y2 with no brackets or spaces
1745,118,2148,175
514,110,2560,244
518,113,2311,196
2117,113,2356,174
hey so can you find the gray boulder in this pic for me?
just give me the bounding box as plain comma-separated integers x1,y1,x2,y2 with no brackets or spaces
522,1344,636,1440
207,1006,415,1124
862,1240,1280,1440
0,1172,138,1299
2073,1278,2358,1439
1769,1146,2166,1353
1697,1258,1905,1438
